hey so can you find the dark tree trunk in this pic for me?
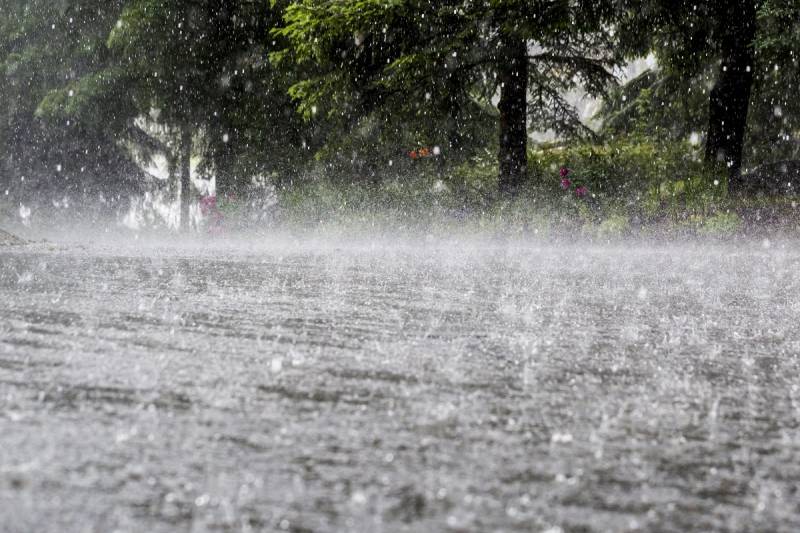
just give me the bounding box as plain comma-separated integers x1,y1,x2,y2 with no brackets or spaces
166,151,177,204
704,0,757,193
205,0,236,199
179,127,192,231
497,33,528,195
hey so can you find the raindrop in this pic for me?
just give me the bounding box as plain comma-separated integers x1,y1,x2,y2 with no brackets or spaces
551,432,573,444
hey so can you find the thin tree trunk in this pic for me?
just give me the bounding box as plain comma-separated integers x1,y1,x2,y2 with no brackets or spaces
497,32,528,195
166,151,177,204
704,0,757,193
179,127,192,231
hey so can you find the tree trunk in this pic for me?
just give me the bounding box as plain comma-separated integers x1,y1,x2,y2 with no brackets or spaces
166,151,177,204
179,127,192,231
704,0,757,193
497,32,528,195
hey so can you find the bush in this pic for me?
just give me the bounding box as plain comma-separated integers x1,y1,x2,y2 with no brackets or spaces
595,213,631,238
259,137,756,237
700,211,741,235
527,137,727,221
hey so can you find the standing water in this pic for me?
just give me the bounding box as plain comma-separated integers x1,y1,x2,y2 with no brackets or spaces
1,237,800,532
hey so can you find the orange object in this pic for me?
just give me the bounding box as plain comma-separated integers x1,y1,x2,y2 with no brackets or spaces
409,147,434,160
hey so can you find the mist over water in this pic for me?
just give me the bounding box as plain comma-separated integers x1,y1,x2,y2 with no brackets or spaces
2,231,800,532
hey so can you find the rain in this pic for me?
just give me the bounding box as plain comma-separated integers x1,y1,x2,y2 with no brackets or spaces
2,1,800,532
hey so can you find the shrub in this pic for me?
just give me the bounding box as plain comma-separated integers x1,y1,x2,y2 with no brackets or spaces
700,211,742,235
527,137,727,220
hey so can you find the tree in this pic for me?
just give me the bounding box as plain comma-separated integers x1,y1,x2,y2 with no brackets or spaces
105,0,233,229
604,0,800,192
36,0,312,230
0,0,142,210
749,0,800,164
614,0,767,191
703,0,758,190
276,0,621,194
597,69,710,143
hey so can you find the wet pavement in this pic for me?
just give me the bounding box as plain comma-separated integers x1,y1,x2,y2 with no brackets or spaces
1,238,799,532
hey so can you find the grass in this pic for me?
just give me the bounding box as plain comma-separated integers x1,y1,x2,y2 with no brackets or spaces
247,169,799,241
255,138,800,239
4,139,799,240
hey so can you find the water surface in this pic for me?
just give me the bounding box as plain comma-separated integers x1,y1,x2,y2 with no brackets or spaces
2,238,799,532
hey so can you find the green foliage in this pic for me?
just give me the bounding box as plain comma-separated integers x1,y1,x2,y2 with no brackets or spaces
528,137,727,221
531,139,694,195
266,136,741,236
749,0,800,162
0,0,139,199
608,0,800,169
596,214,631,238
597,69,710,142
699,211,741,235
101,0,316,192
275,0,623,182
265,163,747,239
1,0,798,231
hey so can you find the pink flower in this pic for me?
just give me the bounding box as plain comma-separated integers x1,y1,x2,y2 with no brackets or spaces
199,195,217,215
560,178,572,190
575,186,588,198
559,167,570,178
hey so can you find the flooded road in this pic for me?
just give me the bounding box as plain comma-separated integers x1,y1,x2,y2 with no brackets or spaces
2,238,800,532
